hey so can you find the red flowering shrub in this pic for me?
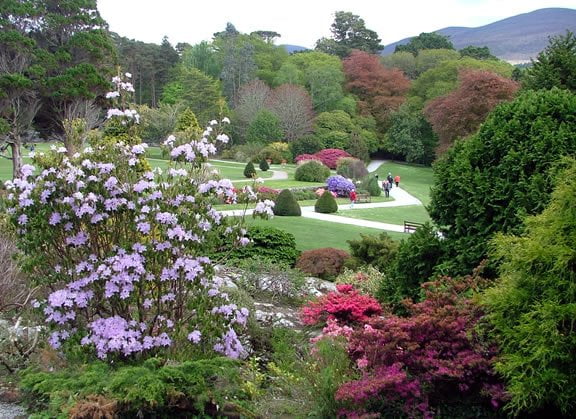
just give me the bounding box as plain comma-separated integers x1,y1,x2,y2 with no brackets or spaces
314,149,352,169
335,274,506,417
296,247,350,280
295,153,321,164
301,284,383,326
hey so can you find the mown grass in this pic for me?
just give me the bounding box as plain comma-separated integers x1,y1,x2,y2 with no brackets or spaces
339,205,431,225
373,161,434,206
241,216,410,251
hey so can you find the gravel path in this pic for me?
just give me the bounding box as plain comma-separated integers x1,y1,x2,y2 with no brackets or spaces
0,401,26,418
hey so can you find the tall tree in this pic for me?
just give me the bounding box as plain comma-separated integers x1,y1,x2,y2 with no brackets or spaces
424,69,519,154
395,32,454,55
387,104,437,165
233,79,271,140
267,84,314,141
459,45,497,60
250,30,281,44
523,30,576,92
0,0,42,178
181,41,221,79
219,35,257,105
343,50,410,130
315,11,383,58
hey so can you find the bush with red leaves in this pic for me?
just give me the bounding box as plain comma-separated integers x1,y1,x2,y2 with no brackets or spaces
296,247,350,280
301,284,383,326
334,274,507,417
314,149,352,169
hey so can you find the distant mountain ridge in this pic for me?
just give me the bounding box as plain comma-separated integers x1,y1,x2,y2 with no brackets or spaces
381,8,576,62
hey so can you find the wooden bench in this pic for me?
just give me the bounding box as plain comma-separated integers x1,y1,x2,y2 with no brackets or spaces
404,220,424,233
356,193,371,203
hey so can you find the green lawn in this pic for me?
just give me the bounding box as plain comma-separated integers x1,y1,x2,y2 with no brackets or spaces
213,195,394,211
242,216,410,251
373,161,434,206
339,205,431,225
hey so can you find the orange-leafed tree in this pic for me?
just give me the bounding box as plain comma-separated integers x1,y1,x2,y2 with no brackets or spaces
424,69,519,154
343,50,410,129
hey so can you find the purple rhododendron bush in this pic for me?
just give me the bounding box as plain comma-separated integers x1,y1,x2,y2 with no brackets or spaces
4,74,274,363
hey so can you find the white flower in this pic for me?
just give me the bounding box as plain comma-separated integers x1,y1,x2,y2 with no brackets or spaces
255,177,264,184
209,119,218,125
216,133,229,143
221,117,231,124
105,91,120,99
125,72,132,78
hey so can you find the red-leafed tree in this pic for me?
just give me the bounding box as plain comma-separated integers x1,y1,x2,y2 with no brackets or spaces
424,69,519,154
343,50,410,129
267,84,314,141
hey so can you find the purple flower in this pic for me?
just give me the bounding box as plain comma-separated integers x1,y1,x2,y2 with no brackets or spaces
66,231,88,247
137,222,151,234
18,214,28,225
187,330,202,344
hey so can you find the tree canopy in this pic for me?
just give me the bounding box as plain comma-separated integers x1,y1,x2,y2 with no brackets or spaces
395,32,454,55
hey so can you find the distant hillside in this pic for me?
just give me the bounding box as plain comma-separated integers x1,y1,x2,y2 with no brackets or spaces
281,44,308,54
382,8,576,62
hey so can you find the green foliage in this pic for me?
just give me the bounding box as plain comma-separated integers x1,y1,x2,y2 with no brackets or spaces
315,11,383,58
381,223,446,309
230,225,300,266
246,110,284,144
295,160,331,182
273,189,302,216
345,133,369,162
429,88,576,274
315,190,338,214
459,45,497,60
290,135,324,158
335,266,384,297
259,159,269,171
387,104,437,165
395,32,454,55
137,103,181,144
523,31,576,92
346,232,399,272
481,159,576,415
175,108,201,133
243,161,256,178
20,357,251,418
365,176,382,197
382,51,418,79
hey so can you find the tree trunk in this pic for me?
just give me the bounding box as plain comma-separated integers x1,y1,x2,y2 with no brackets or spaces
10,142,22,179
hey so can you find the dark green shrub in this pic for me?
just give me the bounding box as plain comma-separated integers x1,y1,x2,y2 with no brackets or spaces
226,225,300,266
291,189,318,201
20,357,249,418
294,160,331,182
336,157,369,180
290,135,324,158
346,232,398,272
366,176,382,196
243,161,256,178
380,223,446,309
259,159,270,171
273,189,301,216
345,133,370,162
296,248,350,280
315,190,338,214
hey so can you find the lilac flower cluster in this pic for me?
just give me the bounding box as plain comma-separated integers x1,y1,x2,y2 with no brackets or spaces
4,119,274,361
105,73,140,125
326,175,356,197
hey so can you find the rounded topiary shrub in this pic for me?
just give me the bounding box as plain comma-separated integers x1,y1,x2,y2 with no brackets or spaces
273,189,301,216
259,159,270,171
366,176,382,196
315,190,338,214
294,160,331,182
244,161,256,178
296,248,350,280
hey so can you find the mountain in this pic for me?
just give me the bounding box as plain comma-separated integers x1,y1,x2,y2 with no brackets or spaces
281,44,308,54
381,8,576,63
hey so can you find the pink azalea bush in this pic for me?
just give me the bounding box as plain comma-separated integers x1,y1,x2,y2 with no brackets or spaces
5,75,274,361
295,149,351,169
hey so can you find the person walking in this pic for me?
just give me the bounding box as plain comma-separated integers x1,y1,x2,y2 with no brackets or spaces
386,172,394,188
394,175,401,188
383,180,390,197
349,189,357,208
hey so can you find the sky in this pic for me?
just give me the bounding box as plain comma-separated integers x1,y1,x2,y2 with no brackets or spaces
97,0,576,48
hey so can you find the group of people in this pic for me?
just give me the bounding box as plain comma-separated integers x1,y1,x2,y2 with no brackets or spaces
382,172,400,197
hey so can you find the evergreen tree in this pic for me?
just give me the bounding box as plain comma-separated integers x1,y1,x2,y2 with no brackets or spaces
273,189,301,216
243,161,256,178
315,190,338,213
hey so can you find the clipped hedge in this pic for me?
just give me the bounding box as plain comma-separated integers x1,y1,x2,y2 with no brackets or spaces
294,160,331,182
243,161,256,178
273,189,301,216
296,248,350,280
315,190,338,213
259,159,270,171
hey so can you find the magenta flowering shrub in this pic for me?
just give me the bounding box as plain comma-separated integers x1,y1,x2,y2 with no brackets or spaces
326,175,355,197
5,87,273,361
333,275,507,417
314,149,351,169
294,154,321,164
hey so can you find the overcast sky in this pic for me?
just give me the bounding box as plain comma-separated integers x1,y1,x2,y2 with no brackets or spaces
97,0,576,48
